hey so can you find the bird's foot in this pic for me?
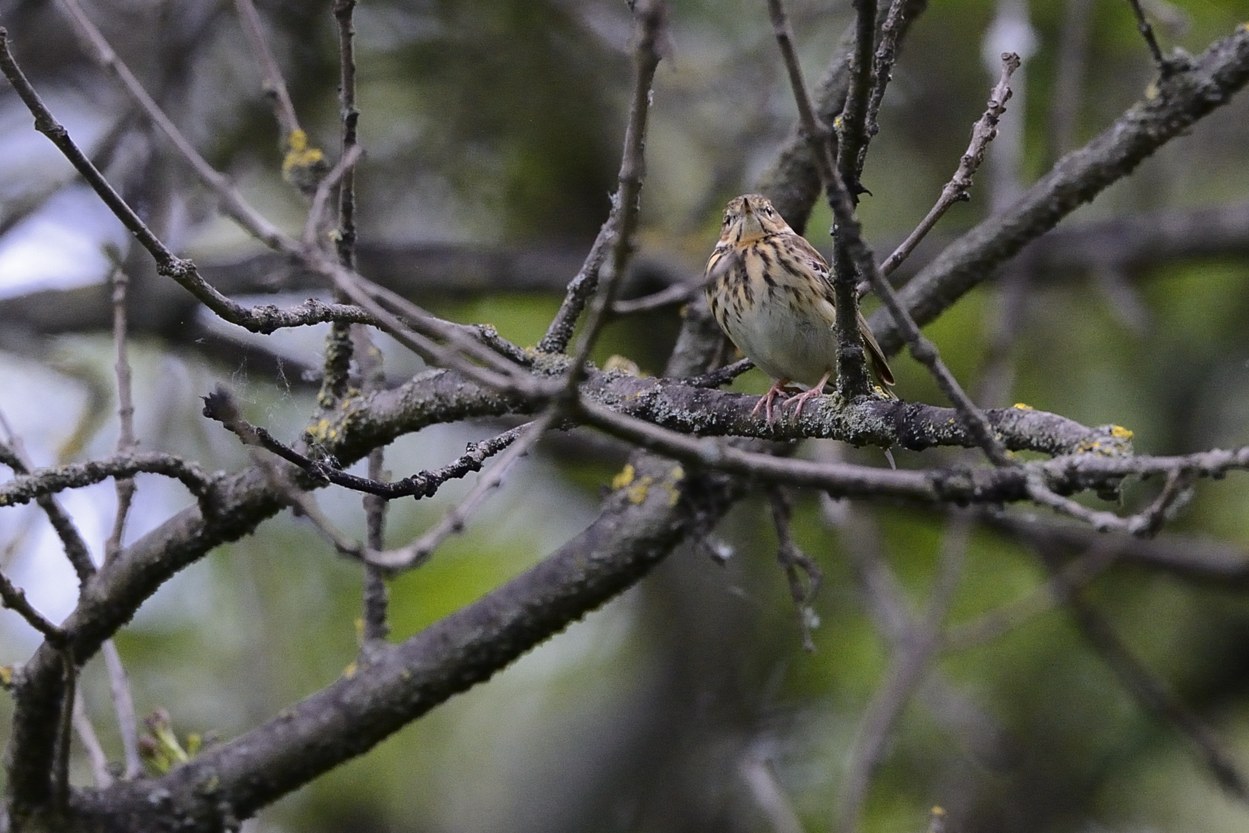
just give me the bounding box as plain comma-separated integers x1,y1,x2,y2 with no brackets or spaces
751,380,795,424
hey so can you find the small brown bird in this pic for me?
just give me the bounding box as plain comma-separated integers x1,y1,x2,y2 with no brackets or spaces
705,194,894,422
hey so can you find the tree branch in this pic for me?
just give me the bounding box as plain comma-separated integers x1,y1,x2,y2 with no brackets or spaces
875,26,1249,352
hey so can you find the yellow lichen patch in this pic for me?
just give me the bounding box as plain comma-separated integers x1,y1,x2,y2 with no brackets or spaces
611,464,636,490
1012,402,1034,410
1110,424,1134,440
625,476,654,505
342,661,358,680
305,417,339,444
664,466,685,506
0,665,12,689
281,129,327,188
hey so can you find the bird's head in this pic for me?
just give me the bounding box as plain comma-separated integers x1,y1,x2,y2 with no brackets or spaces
719,194,792,245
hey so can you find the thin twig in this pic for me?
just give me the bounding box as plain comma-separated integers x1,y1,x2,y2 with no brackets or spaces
0,438,95,582
540,0,668,357
105,262,137,564
768,488,822,652
365,418,549,572
52,649,76,812
867,246,1013,465
836,0,878,197
333,0,360,270
1125,0,1170,74
876,26,1249,355
101,640,143,779
879,53,1021,278
233,0,302,141
861,0,910,165
100,260,145,779
317,0,362,419
201,386,529,501
680,357,755,389
767,0,837,178
323,264,539,397
354,333,390,645
302,144,363,248
0,570,67,644
610,282,695,316
0,450,215,508
0,29,370,333
71,692,113,788
2,26,536,401
55,0,294,251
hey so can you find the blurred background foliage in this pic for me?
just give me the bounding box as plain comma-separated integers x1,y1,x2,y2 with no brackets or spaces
2,0,1249,831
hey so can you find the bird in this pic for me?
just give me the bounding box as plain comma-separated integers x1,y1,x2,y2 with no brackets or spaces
704,193,894,423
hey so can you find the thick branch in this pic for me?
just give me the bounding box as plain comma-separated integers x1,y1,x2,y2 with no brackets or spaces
67,457,740,830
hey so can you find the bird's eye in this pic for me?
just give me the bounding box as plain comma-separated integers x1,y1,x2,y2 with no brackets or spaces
722,214,731,226
763,205,775,216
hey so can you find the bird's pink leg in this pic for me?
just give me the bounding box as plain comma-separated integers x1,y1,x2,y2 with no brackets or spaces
751,378,792,424
781,371,832,420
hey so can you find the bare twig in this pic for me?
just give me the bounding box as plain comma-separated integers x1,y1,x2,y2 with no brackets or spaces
0,570,66,644
333,0,360,269
1124,0,1170,75
610,282,695,316
365,417,548,572
101,640,143,779
323,265,539,397
233,0,302,141
679,357,755,389
0,438,95,583
864,254,1014,465
100,262,146,780
355,334,390,644
767,0,837,178
878,53,1021,279
861,0,911,162
540,0,668,357
302,144,363,248
836,0,879,197
739,752,807,833
768,488,822,652
56,0,294,252
202,385,529,501
317,0,363,447
105,262,137,566
71,693,113,788
0,30,372,333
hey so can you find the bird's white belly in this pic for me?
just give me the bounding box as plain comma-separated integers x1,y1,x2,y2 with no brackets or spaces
726,298,837,387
